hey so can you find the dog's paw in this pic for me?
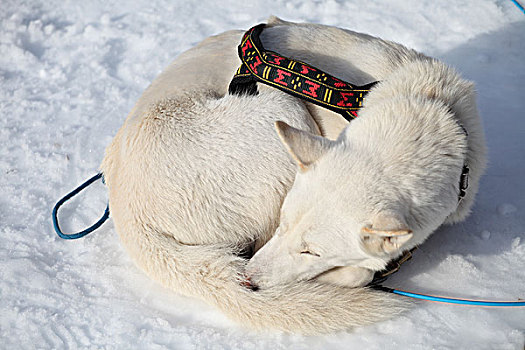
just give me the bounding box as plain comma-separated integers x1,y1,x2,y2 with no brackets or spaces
315,266,374,288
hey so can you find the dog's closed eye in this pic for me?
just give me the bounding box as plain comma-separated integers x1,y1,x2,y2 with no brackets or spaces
300,250,320,257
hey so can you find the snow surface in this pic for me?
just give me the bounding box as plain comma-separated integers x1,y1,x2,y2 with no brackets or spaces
1,0,524,348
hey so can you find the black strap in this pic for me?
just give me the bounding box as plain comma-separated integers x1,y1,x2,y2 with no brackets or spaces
457,124,469,202
229,24,378,122
368,246,418,286
458,164,469,201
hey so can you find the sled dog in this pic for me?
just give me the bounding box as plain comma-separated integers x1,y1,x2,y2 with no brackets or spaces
101,17,486,334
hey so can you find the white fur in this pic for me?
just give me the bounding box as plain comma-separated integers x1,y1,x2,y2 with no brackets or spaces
101,16,485,334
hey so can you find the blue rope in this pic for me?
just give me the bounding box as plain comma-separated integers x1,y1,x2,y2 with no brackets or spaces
374,285,525,307
510,0,525,14
52,173,110,240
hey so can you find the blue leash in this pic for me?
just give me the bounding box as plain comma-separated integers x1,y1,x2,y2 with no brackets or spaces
52,173,110,239
373,285,525,307
510,0,525,14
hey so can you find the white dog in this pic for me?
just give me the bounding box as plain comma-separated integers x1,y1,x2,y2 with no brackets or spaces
101,17,486,334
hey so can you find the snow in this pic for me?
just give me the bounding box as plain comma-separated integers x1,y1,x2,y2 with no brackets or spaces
1,0,524,348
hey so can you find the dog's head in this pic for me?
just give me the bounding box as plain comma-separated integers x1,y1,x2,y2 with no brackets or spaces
245,121,416,289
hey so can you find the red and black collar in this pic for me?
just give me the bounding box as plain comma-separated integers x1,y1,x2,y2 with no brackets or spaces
228,24,377,122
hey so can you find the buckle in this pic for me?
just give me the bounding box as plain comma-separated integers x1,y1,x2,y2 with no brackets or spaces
458,164,469,201
369,246,418,286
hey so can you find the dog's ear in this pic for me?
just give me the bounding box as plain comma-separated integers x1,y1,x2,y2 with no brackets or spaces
360,212,413,255
266,15,290,26
275,121,332,171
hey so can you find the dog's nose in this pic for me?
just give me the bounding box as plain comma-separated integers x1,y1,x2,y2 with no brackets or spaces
240,275,259,291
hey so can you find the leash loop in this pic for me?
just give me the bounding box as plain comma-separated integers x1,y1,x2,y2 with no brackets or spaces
52,173,110,240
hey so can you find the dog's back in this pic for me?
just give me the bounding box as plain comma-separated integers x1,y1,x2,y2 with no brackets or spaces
360,59,486,223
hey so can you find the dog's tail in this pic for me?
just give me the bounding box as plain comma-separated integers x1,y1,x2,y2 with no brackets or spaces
119,221,408,334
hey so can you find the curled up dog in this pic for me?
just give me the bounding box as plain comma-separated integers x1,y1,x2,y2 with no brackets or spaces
100,17,486,334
